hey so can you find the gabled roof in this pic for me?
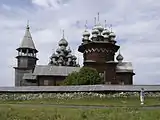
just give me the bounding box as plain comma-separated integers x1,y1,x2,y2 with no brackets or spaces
18,25,36,50
116,62,134,73
23,73,37,80
33,65,80,76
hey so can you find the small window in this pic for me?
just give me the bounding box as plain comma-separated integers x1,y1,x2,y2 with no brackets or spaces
44,80,49,86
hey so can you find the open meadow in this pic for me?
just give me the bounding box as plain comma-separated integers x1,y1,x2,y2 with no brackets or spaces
0,92,160,120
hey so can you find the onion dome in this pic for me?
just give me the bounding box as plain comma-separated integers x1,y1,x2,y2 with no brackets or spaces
94,23,104,33
58,38,68,47
66,54,72,58
56,48,61,53
83,20,90,38
93,13,104,33
72,55,77,60
109,31,116,38
92,17,99,36
67,47,71,53
56,54,60,58
60,45,66,51
83,30,90,37
103,34,109,39
102,29,110,39
91,28,99,39
50,53,57,58
116,52,124,62
92,28,99,35
82,30,90,43
59,51,65,57
57,59,63,64
102,28,110,35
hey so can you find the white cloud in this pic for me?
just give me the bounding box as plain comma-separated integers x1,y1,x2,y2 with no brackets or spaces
0,0,160,86
32,0,50,7
31,0,64,10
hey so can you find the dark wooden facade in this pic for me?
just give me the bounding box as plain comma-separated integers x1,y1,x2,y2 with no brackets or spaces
25,75,66,86
37,76,65,86
116,72,134,85
78,40,134,85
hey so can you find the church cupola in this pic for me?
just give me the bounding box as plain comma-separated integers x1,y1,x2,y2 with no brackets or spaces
49,30,79,67
58,35,68,47
58,30,68,51
116,50,124,62
93,13,104,35
91,17,99,41
78,13,120,74
56,48,61,54
92,13,104,41
16,21,38,69
102,20,110,41
82,20,90,44
91,28,99,37
109,32,116,40
108,25,116,44
67,47,72,53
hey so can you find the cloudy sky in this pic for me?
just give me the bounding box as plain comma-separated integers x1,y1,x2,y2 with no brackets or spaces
0,0,160,86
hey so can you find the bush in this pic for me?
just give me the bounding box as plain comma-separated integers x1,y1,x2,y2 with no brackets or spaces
63,71,79,85
63,67,102,85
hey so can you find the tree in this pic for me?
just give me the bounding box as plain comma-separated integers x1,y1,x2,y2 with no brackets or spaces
63,71,79,85
63,67,102,85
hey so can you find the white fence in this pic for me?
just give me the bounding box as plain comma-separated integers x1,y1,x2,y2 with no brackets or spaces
0,85,160,93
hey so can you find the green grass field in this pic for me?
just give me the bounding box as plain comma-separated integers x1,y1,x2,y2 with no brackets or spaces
0,92,160,120
0,104,160,120
0,97,160,106
0,97,160,120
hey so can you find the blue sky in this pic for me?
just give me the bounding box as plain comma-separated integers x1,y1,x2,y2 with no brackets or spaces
0,0,30,6
0,0,160,86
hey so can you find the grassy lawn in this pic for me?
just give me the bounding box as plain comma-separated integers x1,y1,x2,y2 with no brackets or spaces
0,104,160,120
0,95,160,120
0,97,160,107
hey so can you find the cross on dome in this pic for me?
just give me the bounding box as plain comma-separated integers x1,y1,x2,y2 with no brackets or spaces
26,20,29,29
94,17,97,26
97,12,100,23
85,20,88,30
62,29,65,38
104,20,107,28
109,24,113,32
